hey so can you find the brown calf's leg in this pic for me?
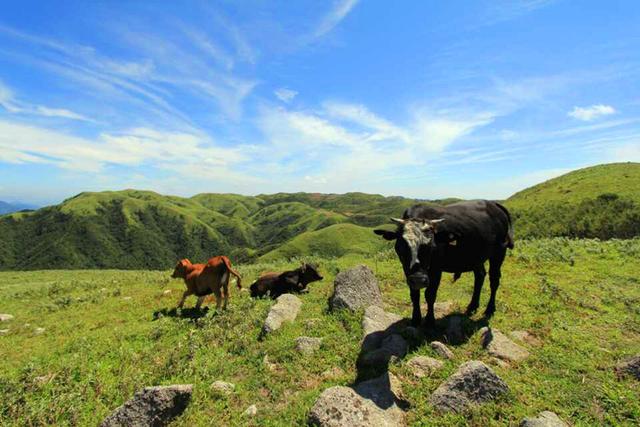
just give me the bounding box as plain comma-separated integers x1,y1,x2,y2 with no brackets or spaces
195,296,205,310
213,287,222,312
177,290,191,309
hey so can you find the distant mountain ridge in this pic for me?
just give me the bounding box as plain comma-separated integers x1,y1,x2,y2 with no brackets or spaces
0,201,37,215
1,162,638,270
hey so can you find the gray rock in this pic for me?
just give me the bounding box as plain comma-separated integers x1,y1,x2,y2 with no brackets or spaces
243,404,258,417
422,301,456,319
210,381,235,395
162,290,172,295
100,384,193,427
615,355,640,380
430,361,509,413
406,356,444,378
34,327,45,335
0,314,14,322
296,336,323,354
361,306,403,353
480,327,530,362
262,294,302,334
430,341,454,360
520,411,568,427
308,372,405,426
329,265,382,311
445,315,465,344
510,330,542,346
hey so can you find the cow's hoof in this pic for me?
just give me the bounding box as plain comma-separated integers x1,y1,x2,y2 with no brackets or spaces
483,306,496,318
465,304,479,315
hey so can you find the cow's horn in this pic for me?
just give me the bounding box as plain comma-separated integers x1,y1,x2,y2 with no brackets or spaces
390,217,405,225
430,218,445,224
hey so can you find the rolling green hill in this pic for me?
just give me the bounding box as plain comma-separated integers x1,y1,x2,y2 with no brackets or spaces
505,162,640,239
0,190,418,270
1,163,639,270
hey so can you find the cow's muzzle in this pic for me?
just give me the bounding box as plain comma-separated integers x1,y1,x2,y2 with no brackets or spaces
408,271,429,290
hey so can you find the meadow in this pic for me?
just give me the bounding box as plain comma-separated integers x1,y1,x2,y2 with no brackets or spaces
1,238,639,426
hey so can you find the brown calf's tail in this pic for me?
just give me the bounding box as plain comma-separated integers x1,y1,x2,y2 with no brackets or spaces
221,256,242,289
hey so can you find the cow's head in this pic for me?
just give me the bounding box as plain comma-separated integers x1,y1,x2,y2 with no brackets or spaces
171,259,192,279
374,218,444,289
299,263,323,284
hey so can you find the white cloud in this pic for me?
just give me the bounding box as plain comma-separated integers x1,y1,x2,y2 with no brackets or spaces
0,120,246,173
568,104,616,121
314,0,359,38
0,80,92,121
274,88,298,103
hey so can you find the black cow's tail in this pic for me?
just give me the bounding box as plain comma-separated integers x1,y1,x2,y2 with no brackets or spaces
495,202,514,249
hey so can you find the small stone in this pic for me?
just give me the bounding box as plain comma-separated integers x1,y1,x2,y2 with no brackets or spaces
0,314,14,322
480,327,530,362
615,355,640,380
430,341,454,360
520,411,568,427
406,356,444,378
0,329,9,335
243,404,258,417
210,381,235,395
510,330,542,346
295,336,323,354
123,296,132,301
34,373,56,385
163,290,172,295
329,265,382,311
429,361,509,413
100,384,193,427
263,355,277,372
262,294,302,334
100,288,107,292
34,327,45,335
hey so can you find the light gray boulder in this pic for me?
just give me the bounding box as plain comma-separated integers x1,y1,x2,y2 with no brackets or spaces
406,356,444,378
329,265,382,311
308,372,405,427
296,336,323,354
262,294,302,334
430,341,454,360
615,355,640,380
480,327,530,363
520,411,568,426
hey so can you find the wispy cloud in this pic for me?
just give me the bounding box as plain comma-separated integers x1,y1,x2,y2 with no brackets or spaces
568,104,616,121
0,80,92,121
274,88,298,103
314,0,359,38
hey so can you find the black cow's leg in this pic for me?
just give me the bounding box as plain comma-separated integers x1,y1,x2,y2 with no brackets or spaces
424,269,442,327
410,288,421,326
466,264,486,315
485,249,506,316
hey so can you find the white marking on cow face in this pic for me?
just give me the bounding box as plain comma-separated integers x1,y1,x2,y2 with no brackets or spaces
401,221,433,270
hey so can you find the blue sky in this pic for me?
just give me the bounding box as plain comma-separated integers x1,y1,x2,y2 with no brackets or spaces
1,0,639,205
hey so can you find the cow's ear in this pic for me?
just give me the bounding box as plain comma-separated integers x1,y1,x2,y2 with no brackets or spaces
374,229,398,241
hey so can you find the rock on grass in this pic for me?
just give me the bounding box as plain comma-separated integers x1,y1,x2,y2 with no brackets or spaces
308,372,405,426
430,341,454,360
0,314,14,322
480,327,530,363
262,294,302,335
429,361,509,413
210,381,235,395
406,356,444,378
615,355,640,380
520,411,568,426
329,265,382,311
100,384,193,427
295,336,323,354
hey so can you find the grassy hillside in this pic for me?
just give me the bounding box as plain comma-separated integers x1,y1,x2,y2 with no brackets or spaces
0,240,638,425
0,191,417,270
506,163,640,239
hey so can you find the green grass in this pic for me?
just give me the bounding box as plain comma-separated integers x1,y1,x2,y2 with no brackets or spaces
1,239,639,426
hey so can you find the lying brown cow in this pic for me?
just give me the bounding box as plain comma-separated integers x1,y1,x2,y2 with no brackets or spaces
171,256,242,311
250,263,322,299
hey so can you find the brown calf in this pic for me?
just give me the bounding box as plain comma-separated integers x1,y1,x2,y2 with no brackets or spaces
171,256,242,311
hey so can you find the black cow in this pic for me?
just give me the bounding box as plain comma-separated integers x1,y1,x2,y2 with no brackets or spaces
249,263,323,299
374,200,513,327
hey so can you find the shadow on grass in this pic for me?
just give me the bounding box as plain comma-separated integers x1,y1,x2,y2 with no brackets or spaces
152,306,211,321
354,311,491,383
